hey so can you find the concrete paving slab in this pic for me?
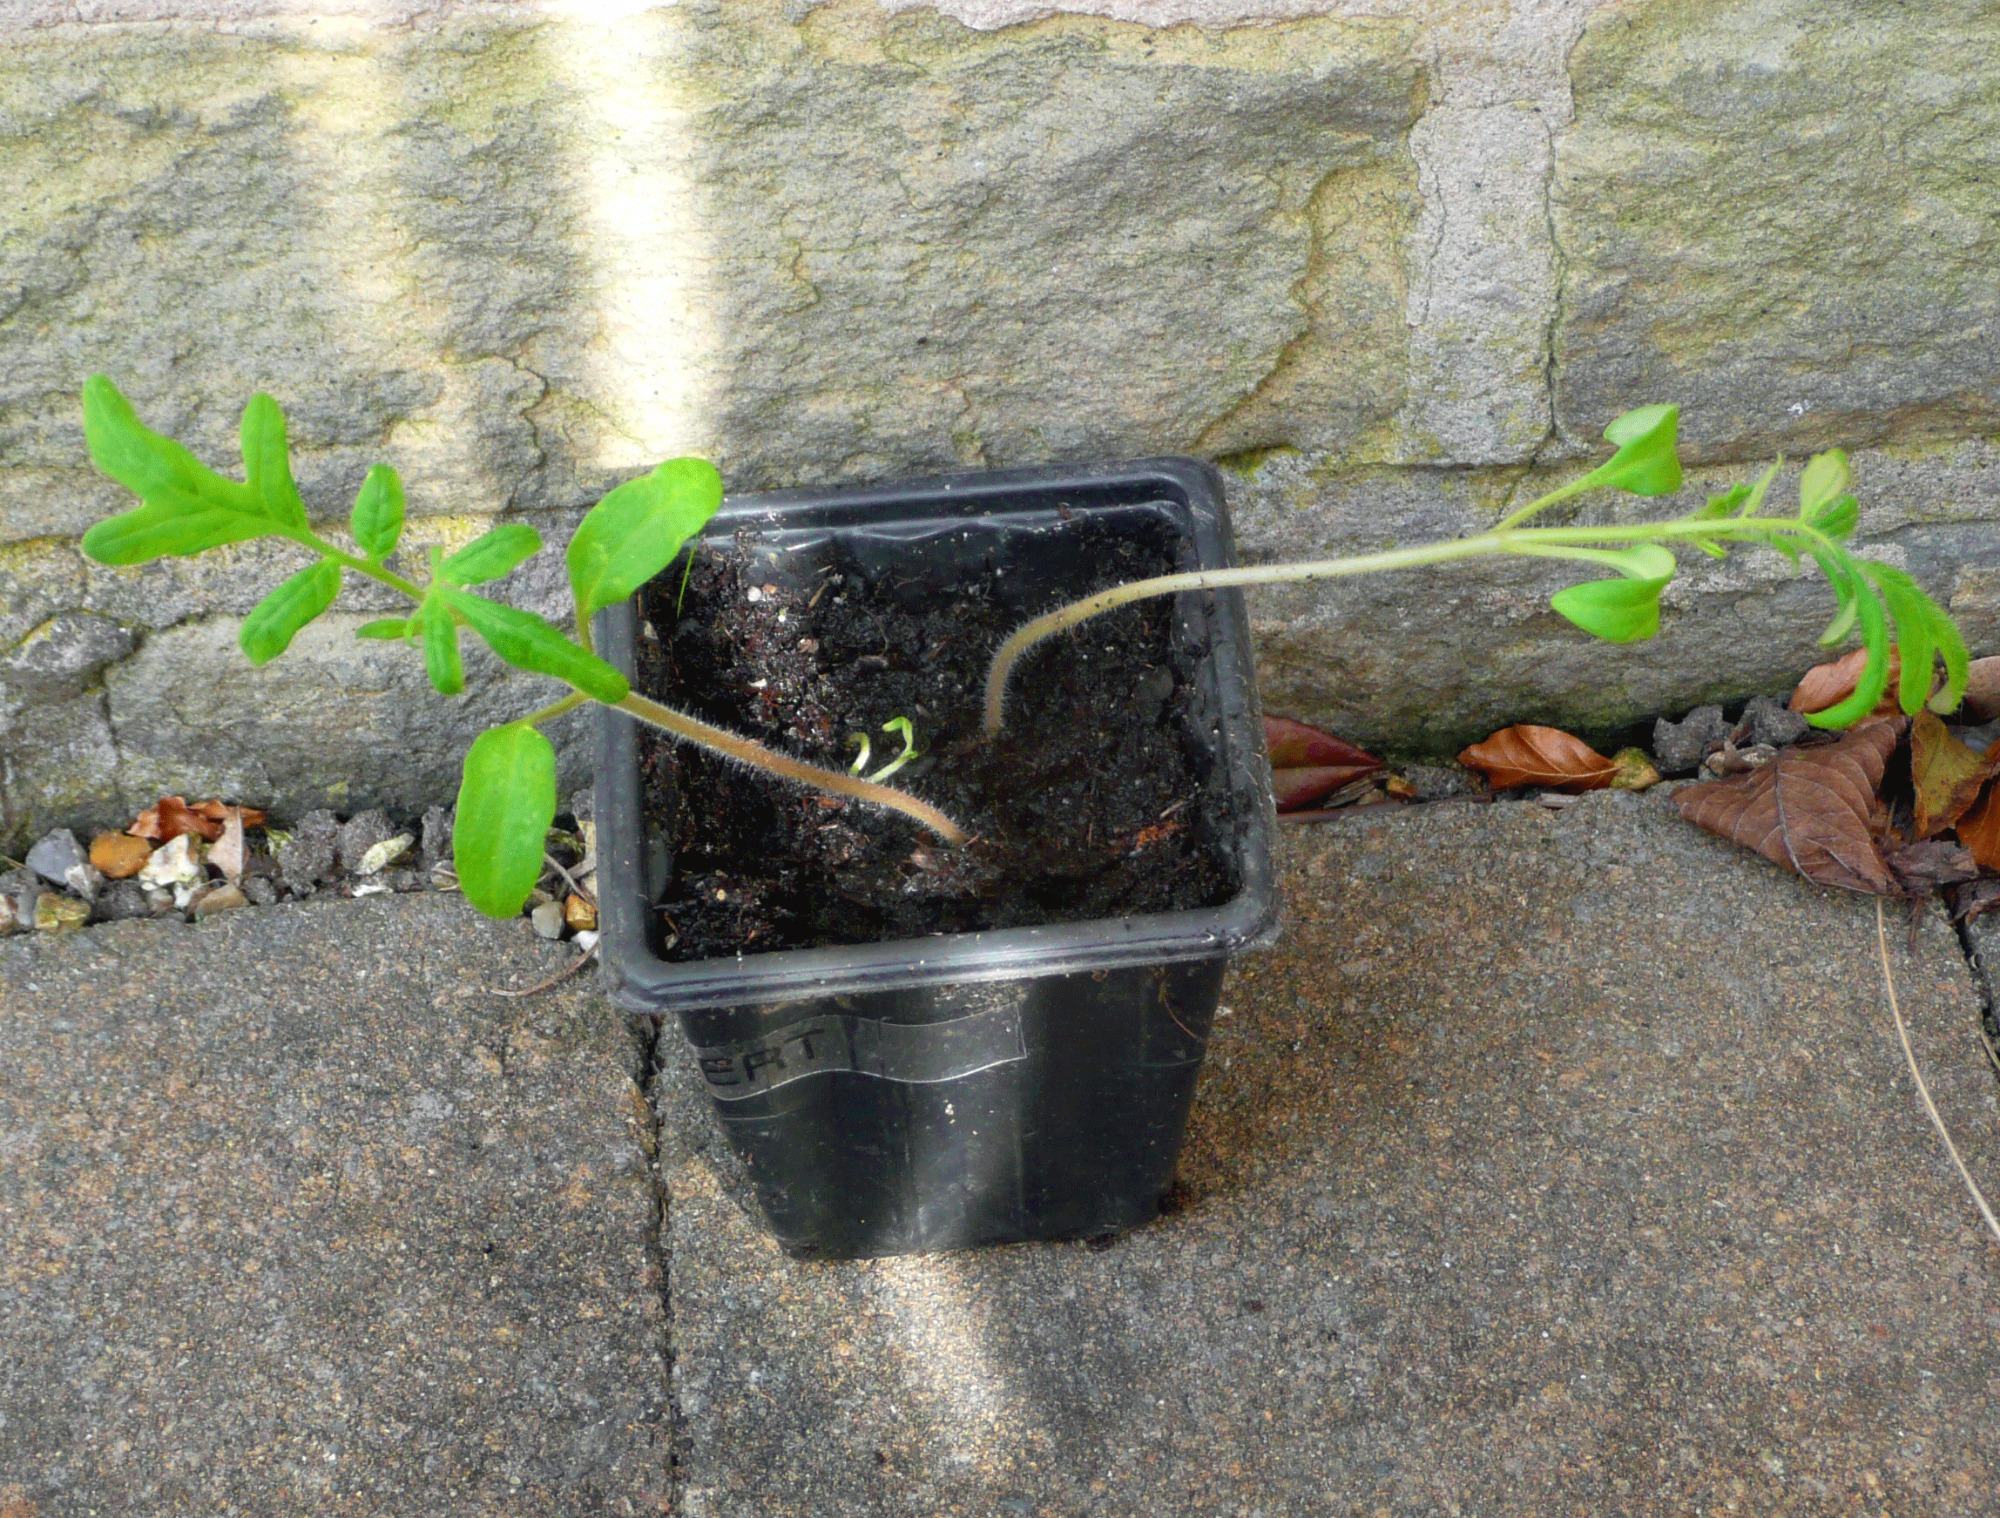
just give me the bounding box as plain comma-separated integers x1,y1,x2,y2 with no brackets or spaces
0,895,666,1516
659,789,2000,1517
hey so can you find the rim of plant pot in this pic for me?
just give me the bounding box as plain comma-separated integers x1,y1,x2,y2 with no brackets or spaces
594,456,1279,1014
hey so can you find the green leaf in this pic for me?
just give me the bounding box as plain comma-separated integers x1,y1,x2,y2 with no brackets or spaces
1865,562,1969,716
82,375,249,509
80,502,278,564
1547,543,1675,643
1604,544,1676,581
1808,493,1860,541
355,617,413,641
453,724,558,917
351,464,405,561
441,523,542,585
1739,459,1782,516
1799,449,1850,517
239,393,307,529
239,560,341,666
1589,403,1682,496
1875,572,1935,717
1804,567,1891,729
1551,577,1668,643
1808,551,1860,646
1696,483,1751,521
442,588,629,703
79,377,279,564
420,598,465,696
566,458,724,618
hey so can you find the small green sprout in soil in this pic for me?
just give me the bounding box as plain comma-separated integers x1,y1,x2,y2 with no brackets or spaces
846,716,922,782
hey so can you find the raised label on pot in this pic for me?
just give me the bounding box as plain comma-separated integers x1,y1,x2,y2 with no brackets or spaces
693,1008,1027,1099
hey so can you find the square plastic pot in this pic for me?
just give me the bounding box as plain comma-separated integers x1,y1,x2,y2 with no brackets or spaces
594,457,1277,1257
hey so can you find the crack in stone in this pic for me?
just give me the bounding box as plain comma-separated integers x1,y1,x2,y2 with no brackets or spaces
1947,912,2000,1094
1534,106,1566,466
634,1012,684,1510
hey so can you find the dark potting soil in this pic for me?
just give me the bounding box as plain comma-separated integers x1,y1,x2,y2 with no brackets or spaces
632,513,1237,960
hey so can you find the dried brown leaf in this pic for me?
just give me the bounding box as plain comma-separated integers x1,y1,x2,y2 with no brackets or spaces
1458,724,1617,793
1963,656,2000,721
130,796,219,843
1885,839,1979,896
128,797,267,844
1788,646,1904,719
1672,724,1901,895
1265,715,1382,811
192,799,268,830
1910,712,2000,839
1954,749,2000,872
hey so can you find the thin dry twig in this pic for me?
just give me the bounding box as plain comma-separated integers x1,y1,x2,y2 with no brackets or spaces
543,850,596,910
1875,899,2000,1248
476,939,599,1000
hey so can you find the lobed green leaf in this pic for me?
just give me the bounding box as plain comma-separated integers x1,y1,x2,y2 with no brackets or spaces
441,522,542,585
1864,562,1968,716
1547,543,1675,643
1804,564,1892,729
1550,579,1666,643
442,588,629,704
420,597,465,696
81,502,277,564
1696,483,1751,521
351,464,405,561
1739,459,1782,516
1798,450,1850,517
239,560,341,666
355,617,413,641
1808,493,1860,542
1591,404,1682,496
453,724,558,917
79,377,280,564
82,375,246,509
1807,548,1860,646
567,458,724,618
239,393,308,530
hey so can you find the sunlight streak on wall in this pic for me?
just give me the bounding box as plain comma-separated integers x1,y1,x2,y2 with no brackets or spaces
544,2,718,471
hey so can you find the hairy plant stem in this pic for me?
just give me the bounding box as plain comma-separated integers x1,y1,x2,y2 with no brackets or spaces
981,514,1834,737
286,524,968,843
615,693,969,845
517,691,588,728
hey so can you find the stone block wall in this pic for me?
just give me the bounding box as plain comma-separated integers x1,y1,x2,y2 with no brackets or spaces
5,0,1998,846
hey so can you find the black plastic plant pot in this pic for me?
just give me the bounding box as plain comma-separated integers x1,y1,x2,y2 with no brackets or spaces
595,458,1278,1258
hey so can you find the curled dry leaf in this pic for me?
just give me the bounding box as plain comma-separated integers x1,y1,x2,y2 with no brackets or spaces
1953,739,2000,871
1265,715,1382,812
1885,838,1979,896
1673,723,1900,895
1458,724,1617,793
1910,712,2000,839
129,796,269,844
1788,646,1904,720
